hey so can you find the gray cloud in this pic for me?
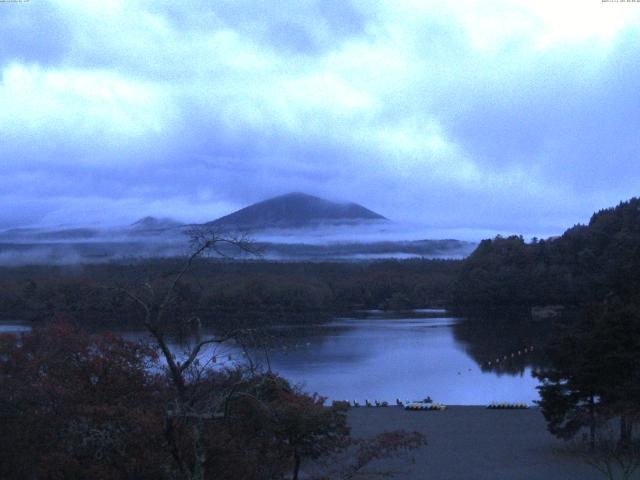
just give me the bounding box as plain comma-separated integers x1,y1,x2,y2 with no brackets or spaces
0,3,70,65
0,0,639,238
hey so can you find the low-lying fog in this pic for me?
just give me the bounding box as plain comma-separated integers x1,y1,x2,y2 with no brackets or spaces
0,220,478,265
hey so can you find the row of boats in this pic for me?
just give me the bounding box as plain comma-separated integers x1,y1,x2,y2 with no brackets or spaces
345,398,530,410
345,397,435,408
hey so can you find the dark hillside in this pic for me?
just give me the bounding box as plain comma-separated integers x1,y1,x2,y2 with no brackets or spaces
0,258,460,327
207,192,386,229
453,197,640,307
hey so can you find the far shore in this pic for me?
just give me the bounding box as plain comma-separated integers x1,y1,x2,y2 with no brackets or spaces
345,406,608,480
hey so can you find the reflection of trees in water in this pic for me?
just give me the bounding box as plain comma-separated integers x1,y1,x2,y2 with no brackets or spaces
117,309,560,376
261,309,452,351
452,309,553,375
257,323,368,368
202,321,366,369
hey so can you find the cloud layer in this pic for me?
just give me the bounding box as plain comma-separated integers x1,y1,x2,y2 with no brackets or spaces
1,0,640,238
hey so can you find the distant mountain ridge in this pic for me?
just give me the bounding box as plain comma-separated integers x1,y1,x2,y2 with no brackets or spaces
0,193,482,263
130,216,182,232
0,217,184,242
206,192,387,230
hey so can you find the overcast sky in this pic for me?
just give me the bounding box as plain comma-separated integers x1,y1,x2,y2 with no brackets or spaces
1,0,640,238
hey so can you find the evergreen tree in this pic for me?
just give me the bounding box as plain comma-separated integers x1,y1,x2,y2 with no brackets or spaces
535,302,640,449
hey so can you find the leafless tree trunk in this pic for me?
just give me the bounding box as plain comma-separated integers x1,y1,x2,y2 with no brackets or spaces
571,424,640,480
115,227,258,480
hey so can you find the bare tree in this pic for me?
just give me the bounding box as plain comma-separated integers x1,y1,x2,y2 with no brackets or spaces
567,423,640,480
115,226,258,480
110,227,426,480
310,430,426,480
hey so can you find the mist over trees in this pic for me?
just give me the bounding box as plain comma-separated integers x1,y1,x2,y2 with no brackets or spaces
3,195,640,478
0,229,427,480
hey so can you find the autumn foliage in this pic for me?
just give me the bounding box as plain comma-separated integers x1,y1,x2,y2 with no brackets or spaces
0,324,422,479
0,324,166,479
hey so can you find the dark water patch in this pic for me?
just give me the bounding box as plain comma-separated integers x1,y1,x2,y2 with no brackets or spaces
0,309,549,405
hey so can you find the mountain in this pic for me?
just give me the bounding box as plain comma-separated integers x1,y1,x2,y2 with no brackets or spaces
129,216,182,232
0,226,100,241
206,192,387,230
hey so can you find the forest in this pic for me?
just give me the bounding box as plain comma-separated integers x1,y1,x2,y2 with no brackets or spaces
0,232,429,480
1,198,640,478
4,198,640,330
0,258,460,328
453,197,640,308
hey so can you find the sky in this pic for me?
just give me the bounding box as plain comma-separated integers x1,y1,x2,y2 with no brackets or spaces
1,0,640,239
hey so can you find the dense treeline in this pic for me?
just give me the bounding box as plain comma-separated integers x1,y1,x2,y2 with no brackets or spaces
453,197,640,307
0,324,424,479
450,198,640,457
535,302,640,450
0,258,459,327
3,198,640,475
0,231,430,480
5,197,640,321
452,197,640,456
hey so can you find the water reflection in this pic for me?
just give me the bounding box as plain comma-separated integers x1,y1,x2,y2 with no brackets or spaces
0,310,550,405
260,312,543,405
0,321,31,333
452,310,552,376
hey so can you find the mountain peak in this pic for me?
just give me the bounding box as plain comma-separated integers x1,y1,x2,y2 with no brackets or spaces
207,193,386,230
278,192,313,199
130,216,181,231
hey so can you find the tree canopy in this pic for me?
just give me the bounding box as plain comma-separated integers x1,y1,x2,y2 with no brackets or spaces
454,197,640,308
534,302,640,449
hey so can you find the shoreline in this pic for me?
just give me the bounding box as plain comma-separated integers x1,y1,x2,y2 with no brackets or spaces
346,406,604,479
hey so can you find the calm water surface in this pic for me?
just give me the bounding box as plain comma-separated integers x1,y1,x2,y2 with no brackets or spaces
0,310,545,405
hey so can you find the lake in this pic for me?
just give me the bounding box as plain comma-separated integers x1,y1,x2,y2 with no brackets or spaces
0,309,547,405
